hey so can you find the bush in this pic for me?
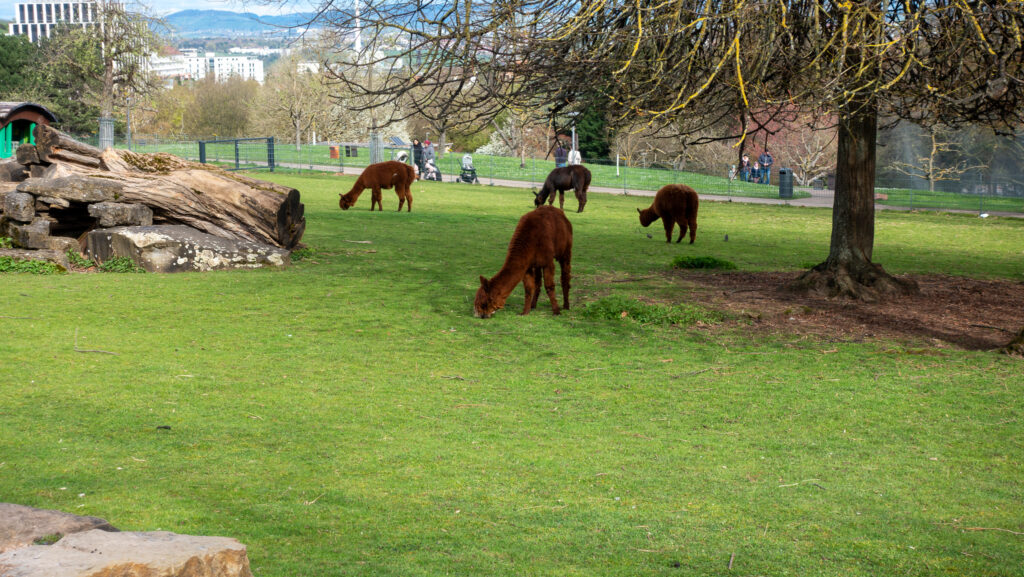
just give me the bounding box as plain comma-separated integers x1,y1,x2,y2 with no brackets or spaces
579,295,722,325
98,257,145,273
671,255,737,270
0,256,63,274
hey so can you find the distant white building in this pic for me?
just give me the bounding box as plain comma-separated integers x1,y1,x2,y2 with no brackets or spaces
146,50,265,85
211,54,265,84
7,1,106,43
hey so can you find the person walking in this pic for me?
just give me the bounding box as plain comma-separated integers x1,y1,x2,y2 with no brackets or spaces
758,149,774,185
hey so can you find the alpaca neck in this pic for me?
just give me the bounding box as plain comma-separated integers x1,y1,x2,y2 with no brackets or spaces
488,262,529,300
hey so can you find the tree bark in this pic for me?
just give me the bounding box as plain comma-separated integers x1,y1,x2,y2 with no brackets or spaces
34,124,104,164
789,101,918,302
1002,327,1024,357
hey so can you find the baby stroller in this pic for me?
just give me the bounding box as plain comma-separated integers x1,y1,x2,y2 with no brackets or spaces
459,154,480,184
422,159,442,181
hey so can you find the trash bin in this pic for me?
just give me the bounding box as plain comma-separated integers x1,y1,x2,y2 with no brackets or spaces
329,146,339,159
778,168,793,199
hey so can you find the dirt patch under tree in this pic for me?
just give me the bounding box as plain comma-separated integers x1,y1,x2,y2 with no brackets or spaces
673,271,1024,352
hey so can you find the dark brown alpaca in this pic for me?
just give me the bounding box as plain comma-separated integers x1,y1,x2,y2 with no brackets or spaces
638,184,700,244
533,165,592,213
338,161,418,212
474,205,573,318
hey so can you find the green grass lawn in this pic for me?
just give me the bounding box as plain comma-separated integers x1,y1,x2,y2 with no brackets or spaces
2,174,1022,576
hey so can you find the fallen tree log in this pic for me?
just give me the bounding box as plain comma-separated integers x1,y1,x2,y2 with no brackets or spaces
33,124,104,166
10,127,305,251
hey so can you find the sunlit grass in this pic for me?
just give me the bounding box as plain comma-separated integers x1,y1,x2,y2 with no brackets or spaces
1,173,1021,576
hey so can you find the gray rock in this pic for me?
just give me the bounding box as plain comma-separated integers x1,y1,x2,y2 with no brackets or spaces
87,225,290,273
3,192,35,223
46,236,81,254
0,529,253,577
0,504,116,554
36,196,71,209
4,218,52,250
15,144,40,166
0,160,28,183
0,249,70,271
17,176,125,203
88,202,153,227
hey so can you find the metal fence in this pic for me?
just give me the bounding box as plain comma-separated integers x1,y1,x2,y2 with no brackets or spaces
85,135,1024,216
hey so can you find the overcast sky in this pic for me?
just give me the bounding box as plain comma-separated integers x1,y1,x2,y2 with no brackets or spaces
0,0,310,19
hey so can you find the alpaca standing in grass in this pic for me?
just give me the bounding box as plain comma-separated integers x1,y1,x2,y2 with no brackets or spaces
533,165,592,213
474,206,573,318
339,161,418,212
638,184,700,243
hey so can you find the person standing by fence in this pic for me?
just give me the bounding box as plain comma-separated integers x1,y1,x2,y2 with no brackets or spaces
423,140,436,175
554,142,568,167
740,154,751,182
759,149,774,185
412,139,424,174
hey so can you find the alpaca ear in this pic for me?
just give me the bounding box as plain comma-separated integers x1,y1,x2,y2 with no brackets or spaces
479,276,489,289
637,208,642,214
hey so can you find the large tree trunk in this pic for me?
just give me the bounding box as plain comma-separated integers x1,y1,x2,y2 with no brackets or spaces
1002,327,1024,357
789,101,918,302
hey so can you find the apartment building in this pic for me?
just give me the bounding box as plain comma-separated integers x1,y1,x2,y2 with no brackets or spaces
7,1,105,43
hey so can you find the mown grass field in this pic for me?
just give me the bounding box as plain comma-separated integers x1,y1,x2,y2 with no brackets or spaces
1,173,1022,576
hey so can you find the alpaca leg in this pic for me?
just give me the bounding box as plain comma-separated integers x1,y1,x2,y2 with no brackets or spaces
663,219,675,243
521,271,538,315
372,187,382,211
405,185,413,212
558,191,565,210
530,267,542,310
576,187,586,212
676,219,687,243
559,257,571,310
688,216,697,244
543,264,560,315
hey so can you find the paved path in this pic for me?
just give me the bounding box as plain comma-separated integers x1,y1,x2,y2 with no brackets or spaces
302,162,1023,218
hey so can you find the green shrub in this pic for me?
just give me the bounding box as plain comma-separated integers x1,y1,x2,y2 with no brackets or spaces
0,236,13,249
98,257,145,273
66,250,95,269
0,256,62,274
290,247,315,261
579,295,722,325
671,255,737,270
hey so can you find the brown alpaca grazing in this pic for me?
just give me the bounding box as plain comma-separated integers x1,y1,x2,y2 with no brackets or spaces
474,205,573,318
338,161,418,212
638,184,700,244
533,165,592,212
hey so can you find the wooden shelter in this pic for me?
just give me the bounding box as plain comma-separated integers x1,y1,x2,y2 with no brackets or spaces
0,102,58,160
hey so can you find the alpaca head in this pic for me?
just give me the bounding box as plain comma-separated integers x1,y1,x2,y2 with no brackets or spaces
637,207,659,227
473,276,505,319
339,193,356,210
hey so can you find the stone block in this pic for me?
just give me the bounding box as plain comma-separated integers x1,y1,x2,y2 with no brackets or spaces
15,144,41,166
0,529,253,577
6,218,52,249
88,202,154,227
87,225,290,273
0,503,116,555
3,191,35,222
0,159,28,183
17,176,125,203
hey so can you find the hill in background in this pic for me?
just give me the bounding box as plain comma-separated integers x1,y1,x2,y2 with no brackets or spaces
165,9,318,38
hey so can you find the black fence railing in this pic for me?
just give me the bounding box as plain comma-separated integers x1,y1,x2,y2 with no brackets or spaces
63,134,1024,216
